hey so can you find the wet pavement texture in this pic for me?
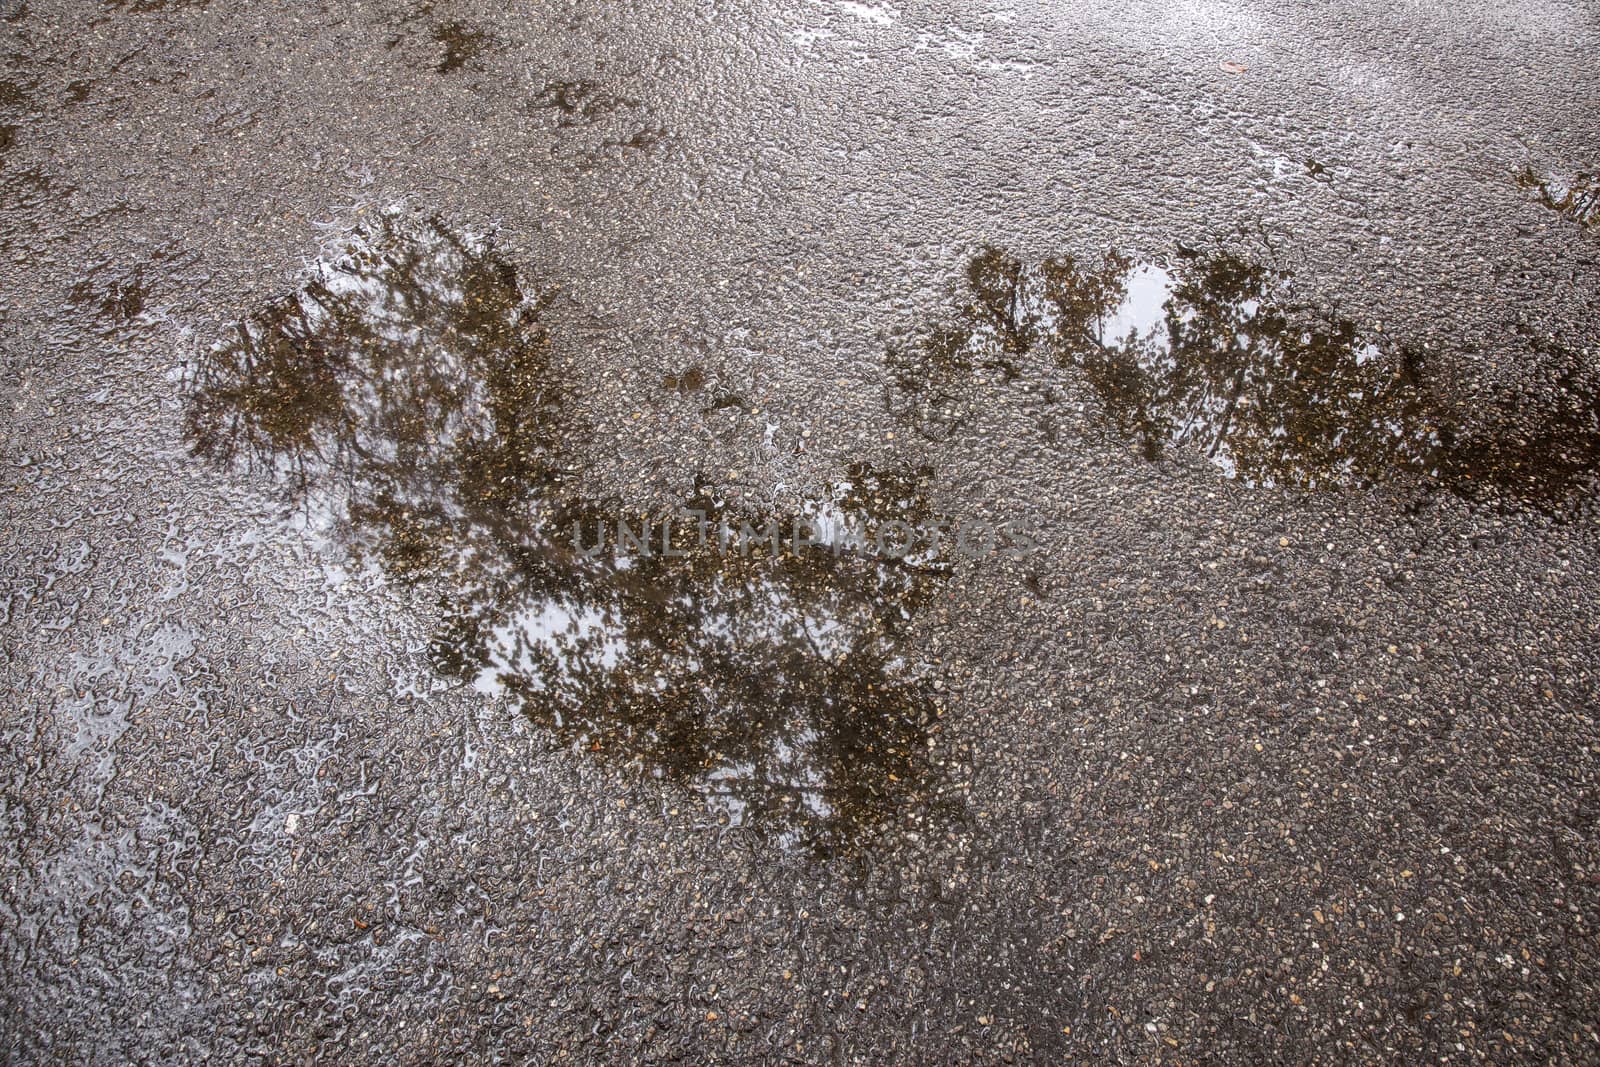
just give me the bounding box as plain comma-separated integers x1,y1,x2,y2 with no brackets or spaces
3,0,1600,1063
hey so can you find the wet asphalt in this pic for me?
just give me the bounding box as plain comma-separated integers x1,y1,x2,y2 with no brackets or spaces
3,0,1600,1063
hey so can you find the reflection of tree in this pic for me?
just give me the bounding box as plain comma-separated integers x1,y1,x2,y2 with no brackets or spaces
1035,250,1168,459
1044,251,1434,488
433,479,947,850
1431,336,1600,505
187,212,949,853
890,242,1597,507
187,214,565,511
1517,167,1599,231
883,247,1033,440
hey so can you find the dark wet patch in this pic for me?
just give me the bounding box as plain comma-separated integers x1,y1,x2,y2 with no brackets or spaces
66,247,192,328
889,244,1600,509
530,80,636,126
884,247,1033,441
607,127,667,153
432,20,493,74
525,79,666,163
0,109,128,257
65,80,91,104
186,210,955,854
0,81,24,160
383,5,495,75
1517,167,1599,231
703,391,749,415
1427,335,1600,504
68,272,147,322
661,365,705,394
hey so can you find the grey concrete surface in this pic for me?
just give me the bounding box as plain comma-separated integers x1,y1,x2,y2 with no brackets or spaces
2,0,1599,1062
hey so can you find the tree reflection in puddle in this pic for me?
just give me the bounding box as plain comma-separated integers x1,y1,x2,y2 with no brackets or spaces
1517,167,1599,232
1040,248,1439,489
888,244,1599,508
187,210,953,853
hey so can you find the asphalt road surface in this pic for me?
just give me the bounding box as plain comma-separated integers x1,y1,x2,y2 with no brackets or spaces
3,0,1599,1063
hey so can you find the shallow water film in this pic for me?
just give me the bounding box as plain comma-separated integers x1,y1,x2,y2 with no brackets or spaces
187,211,954,853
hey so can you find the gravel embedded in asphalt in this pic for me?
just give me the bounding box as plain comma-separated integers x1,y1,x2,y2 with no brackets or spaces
2,0,1598,1062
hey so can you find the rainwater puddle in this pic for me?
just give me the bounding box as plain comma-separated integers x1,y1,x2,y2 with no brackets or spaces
1518,167,1599,231
889,245,1600,509
386,6,496,75
186,210,954,853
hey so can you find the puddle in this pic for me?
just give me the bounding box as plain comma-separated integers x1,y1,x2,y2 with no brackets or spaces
1517,166,1599,231
427,474,951,852
186,210,954,853
1041,248,1440,488
385,6,495,74
69,270,147,322
889,244,1600,508
432,21,493,74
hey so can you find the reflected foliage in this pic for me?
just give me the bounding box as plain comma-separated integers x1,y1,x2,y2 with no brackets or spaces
884,247,1032,440
1518,167,1600,231
187,211,951,853
432,474,948,850
433,21,493,74
384,5,495,75
888,243,1599,507
102,0,209,11
1429,335,1600,504
188,212,563,509
1040,249,1436,488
